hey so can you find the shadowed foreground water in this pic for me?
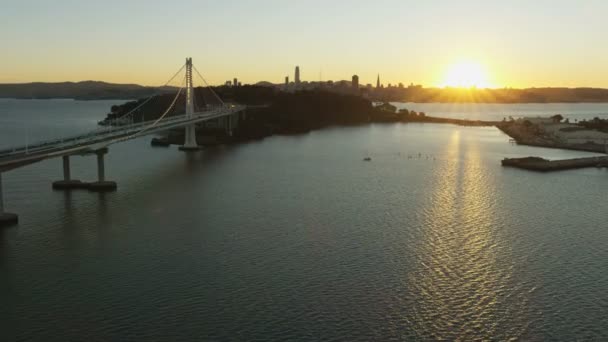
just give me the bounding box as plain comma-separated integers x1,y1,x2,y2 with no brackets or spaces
1,100,608,341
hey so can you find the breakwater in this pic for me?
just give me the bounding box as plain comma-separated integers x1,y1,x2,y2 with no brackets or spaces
502,156,608,172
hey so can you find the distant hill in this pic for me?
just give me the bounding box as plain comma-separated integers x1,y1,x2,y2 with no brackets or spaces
0,81,177,100
5,80,608,103
372,86,608,103
254,81,276,87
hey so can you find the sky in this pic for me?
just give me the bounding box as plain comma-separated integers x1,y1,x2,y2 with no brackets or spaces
1,0,607,88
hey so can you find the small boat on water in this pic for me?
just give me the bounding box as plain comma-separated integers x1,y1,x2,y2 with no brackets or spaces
363,157,372,161
150,137,170,147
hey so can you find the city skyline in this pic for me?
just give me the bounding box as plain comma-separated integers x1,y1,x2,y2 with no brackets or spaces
2,1,608,88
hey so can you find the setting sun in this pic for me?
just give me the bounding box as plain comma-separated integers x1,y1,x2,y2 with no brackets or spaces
441,61,493,88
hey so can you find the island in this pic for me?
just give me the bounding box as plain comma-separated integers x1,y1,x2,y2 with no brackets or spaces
99,86,608,154
98,86,608,172
98,85,499,146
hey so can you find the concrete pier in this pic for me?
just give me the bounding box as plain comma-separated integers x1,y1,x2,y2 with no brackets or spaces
0,173,18,227
88,148,117,191
178,124,200,151
226,115,232,136
52,155,86,190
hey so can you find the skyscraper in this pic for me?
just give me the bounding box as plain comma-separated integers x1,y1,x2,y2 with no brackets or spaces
233,78,238,87
352,75,359,89
285,76,289,89
295,66,301,87
376,74,380,89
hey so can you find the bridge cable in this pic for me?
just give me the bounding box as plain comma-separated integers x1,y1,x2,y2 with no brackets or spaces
113,74,187,143
128,74,186,137
192,78,200,112
192,64,225,106
1,64,188,156
109,62,187,126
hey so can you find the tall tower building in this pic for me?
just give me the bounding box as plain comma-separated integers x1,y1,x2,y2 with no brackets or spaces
233,78,238,87
352,75,359,89
295,66,301,87
285,76,289,88
376,74,380,89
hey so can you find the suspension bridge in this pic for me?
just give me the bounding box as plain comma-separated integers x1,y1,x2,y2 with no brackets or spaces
0,58,248,226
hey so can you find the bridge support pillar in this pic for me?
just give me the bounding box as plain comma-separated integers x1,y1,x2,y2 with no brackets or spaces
88,148,117,192
179,124,200,151
63,155,71,180
52,155,86,190
0,173,18,227
226,115,233,136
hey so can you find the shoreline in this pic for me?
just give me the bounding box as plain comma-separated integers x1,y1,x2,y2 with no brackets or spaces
149,117,501,148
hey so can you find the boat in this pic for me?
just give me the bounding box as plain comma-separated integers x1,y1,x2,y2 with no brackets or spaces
150,137,170,147
363,157,371,161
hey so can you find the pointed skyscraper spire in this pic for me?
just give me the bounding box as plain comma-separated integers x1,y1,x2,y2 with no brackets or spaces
376,74,380,89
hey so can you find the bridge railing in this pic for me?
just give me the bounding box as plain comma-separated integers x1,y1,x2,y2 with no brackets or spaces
0,105,244,159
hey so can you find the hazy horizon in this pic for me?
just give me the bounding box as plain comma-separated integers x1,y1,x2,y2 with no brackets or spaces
6,79,608,91
2,0,607,88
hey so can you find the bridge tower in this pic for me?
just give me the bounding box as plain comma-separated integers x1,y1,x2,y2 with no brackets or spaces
179,57,200,151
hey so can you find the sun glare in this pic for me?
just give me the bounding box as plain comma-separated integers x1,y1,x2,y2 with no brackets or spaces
441,61,492,88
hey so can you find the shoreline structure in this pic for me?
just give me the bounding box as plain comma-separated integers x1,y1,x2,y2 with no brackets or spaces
496,117,608,171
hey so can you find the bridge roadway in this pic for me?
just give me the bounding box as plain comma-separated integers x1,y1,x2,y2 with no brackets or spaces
0,104,246,172
0,104,246,226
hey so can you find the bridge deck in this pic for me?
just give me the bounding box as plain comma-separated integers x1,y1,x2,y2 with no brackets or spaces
0,105,246,172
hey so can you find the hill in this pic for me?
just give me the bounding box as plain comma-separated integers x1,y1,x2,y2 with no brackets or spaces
373,86,608,103
0,81,176,100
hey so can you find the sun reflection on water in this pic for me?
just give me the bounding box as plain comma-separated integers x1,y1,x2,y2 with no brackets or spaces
403,128,528,340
